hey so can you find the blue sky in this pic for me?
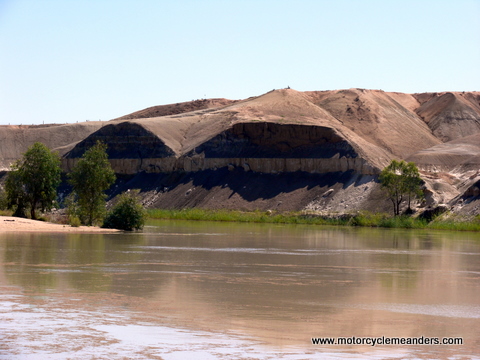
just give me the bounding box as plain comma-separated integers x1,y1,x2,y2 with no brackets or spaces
0,0,479,125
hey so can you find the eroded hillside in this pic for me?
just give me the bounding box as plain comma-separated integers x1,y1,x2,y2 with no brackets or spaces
0,122,104,170
1,88,479,215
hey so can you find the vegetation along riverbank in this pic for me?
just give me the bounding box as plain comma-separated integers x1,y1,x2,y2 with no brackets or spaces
148,209,480,232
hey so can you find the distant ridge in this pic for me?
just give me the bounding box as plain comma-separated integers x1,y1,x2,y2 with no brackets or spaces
113,98,238,120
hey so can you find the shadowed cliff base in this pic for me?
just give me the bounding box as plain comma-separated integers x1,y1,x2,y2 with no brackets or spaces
109,168,388,213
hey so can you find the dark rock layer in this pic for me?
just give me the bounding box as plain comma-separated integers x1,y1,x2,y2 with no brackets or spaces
189,123,356,159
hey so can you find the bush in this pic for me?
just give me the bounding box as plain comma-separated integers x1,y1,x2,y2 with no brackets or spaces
0,187,8,211
348,212,389,227
102,191,146,231
69,216,81,227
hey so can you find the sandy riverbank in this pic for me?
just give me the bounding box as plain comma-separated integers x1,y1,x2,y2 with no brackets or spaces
0,216,120,233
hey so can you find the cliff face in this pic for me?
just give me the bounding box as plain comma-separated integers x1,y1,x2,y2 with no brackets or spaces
1,88,480,214
63,121,378,175
182,122,379,175
189,123,355,159
62,122,177,173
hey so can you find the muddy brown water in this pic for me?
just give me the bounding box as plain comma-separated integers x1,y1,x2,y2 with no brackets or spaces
1,220,479,359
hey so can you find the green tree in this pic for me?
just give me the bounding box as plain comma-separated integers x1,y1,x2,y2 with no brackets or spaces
68,141,116,226
5,142,61,219
103,190,147,231
379,160,423,216
5,169,27,217
403,161,424,211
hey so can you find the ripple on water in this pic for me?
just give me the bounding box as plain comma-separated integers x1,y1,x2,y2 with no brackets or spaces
0,295,425,360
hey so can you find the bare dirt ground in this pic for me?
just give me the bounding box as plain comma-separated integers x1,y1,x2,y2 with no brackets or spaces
113,98,238,120
0,216,120,233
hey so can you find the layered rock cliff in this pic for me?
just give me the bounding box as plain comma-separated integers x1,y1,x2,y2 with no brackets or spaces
63,120,381,176
1,88,479,215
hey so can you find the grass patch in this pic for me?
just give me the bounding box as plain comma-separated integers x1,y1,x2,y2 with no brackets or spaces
148,208,350,226
148,209,480,231
426,214,480,231
378,216,428,229
0,209,13,216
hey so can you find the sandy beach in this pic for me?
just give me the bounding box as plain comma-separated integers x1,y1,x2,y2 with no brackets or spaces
0,216,120,233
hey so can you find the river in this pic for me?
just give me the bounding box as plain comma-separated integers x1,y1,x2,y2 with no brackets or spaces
1,220,479,359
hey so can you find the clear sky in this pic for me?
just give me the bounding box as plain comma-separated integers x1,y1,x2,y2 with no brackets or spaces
0,0,479,125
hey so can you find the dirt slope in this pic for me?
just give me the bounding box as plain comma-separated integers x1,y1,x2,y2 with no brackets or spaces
66,89,396,173
407,133,480,173
0,122,104,170
113,98,238,120
306,89,441,159
406,133,480,210
112,170,389,214
414,92,480,142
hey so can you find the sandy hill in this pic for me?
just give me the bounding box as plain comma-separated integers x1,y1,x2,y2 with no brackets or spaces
113,98,238,120
65,89,400,174
0,122,104,170
407,133,480,173
1,88,479,215
414,92,480,142
305,89,441,159
68,88,448,169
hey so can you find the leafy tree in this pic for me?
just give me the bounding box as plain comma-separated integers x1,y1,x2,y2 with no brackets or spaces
379,160,423,216
5,142,61,219
68,141,116,226
5,169,27,217
403,161,424,211
103,190,147,231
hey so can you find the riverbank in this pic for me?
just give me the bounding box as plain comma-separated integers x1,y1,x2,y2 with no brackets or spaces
0,216,120,233
148,209,480,231
1,210,478,233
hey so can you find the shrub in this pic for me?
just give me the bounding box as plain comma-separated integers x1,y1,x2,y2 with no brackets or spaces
348,212,389,227
0,187,8,210
69,216,81,227
103,191,146,231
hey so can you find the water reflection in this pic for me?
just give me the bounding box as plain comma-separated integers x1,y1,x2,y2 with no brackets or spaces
1,221,480,359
